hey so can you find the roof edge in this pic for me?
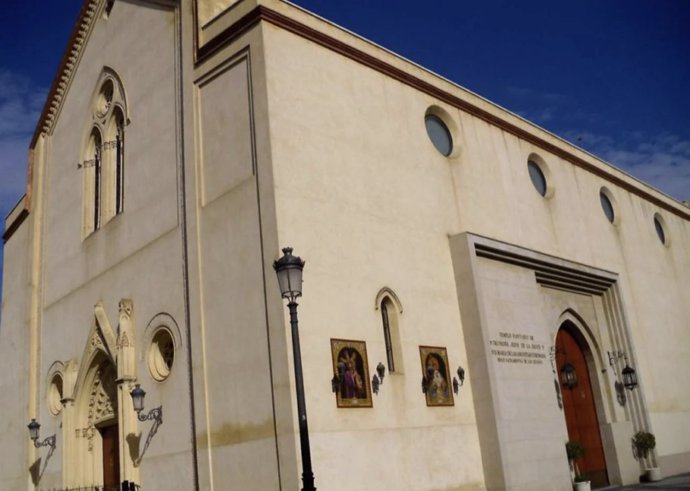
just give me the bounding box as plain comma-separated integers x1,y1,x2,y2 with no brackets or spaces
29,0,99,149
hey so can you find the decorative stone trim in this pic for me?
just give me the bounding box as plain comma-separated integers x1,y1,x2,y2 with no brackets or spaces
32,0,100,146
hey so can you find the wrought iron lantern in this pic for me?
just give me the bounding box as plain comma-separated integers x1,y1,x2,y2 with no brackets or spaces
622,364,638,391
332,361,345,393
131,384,146,413
129,384,163,466
608,350,639,392
372,362,386,395
273,247,304,302
453,366,466,394
560,361,578,390
27,419,56,450
27,419,40,442
421,366,434,394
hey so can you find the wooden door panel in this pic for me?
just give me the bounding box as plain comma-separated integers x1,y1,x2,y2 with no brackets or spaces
100,424,120,490
557,328,608,487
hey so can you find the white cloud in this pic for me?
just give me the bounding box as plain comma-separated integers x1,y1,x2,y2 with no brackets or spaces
0,71,46,137
563,131,690,202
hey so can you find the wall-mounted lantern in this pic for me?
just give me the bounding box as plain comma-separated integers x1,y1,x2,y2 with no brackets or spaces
560,361,578,390
621,363,638,391
608,350,638,391
421,366,434,394
129,384,163,466
27,419,56,451
452,366,465,395
331,362,345,393
372,362,385,395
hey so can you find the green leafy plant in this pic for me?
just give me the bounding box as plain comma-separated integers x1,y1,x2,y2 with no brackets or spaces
566,440,585,462
566,440,587,481
632,431,656,460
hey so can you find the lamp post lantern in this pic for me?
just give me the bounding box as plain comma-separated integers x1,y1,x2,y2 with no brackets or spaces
273,247,316,491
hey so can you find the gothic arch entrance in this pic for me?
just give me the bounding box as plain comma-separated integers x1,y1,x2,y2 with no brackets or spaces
61,300,139,489
556,323,609,488
74,357,120,487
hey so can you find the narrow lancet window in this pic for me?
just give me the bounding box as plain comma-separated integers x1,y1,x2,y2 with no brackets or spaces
93,132,102,231
115,114,124,215
381,300,395,372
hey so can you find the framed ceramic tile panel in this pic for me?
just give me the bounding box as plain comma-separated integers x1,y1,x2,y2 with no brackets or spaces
419,345,454,406
330,338,373,408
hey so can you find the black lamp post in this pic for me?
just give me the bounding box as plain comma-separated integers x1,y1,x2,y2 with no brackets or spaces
273,247,315,491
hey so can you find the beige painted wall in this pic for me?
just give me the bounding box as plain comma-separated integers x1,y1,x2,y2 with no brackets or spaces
0,223,32,490
259,6,690,488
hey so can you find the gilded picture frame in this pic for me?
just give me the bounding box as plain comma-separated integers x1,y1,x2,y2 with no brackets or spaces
419,345,454,407
330,338,373,408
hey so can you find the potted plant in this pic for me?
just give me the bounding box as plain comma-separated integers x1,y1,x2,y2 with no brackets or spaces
633,430,661,481
566,440,590,491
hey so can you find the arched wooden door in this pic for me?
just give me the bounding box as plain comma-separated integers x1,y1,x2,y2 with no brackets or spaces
557,326,609,487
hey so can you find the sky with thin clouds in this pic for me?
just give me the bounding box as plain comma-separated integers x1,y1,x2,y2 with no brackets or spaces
1,0,689,303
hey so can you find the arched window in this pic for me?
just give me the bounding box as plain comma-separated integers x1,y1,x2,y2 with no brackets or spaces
376,288,404,373
81,70,128,237
380,298,396,372
112,108,125,216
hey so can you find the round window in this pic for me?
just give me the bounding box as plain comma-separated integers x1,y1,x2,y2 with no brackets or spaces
425,114,453,156
600,190,615,223
48,374,63,416
528,160,547,196
148,329,175,382
95,79,114,118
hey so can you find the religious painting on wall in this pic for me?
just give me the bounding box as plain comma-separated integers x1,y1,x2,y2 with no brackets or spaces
331,338,373,408
419,345,454,406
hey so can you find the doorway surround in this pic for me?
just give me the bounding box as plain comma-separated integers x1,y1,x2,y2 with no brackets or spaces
450,232,651,489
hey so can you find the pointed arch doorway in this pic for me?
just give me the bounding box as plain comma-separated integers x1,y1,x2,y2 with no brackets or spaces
72,357,122,488
556,324,609,488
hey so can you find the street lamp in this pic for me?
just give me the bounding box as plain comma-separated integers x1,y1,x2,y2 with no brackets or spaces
129,384,163,466
27,419,56,450
273,247,316,491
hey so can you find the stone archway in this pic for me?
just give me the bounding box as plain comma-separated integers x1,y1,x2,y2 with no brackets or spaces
61,299,139,489
89,361,120,489
557,323,609,488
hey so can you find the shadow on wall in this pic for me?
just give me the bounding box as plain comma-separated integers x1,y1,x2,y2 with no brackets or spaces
29,444,55,486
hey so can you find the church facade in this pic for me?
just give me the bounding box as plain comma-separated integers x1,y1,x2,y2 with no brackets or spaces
1,1,689,490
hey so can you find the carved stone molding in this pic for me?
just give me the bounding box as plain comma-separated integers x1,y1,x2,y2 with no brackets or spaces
86,363,117,450
119,299,133,319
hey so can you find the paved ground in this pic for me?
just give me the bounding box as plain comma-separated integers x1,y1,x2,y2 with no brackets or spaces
600,472,690,490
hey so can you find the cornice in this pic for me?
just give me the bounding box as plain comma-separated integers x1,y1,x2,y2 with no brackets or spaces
194,4,690,221
470,234,618,297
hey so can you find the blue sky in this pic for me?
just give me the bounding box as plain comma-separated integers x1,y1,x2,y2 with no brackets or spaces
1,0,689,301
